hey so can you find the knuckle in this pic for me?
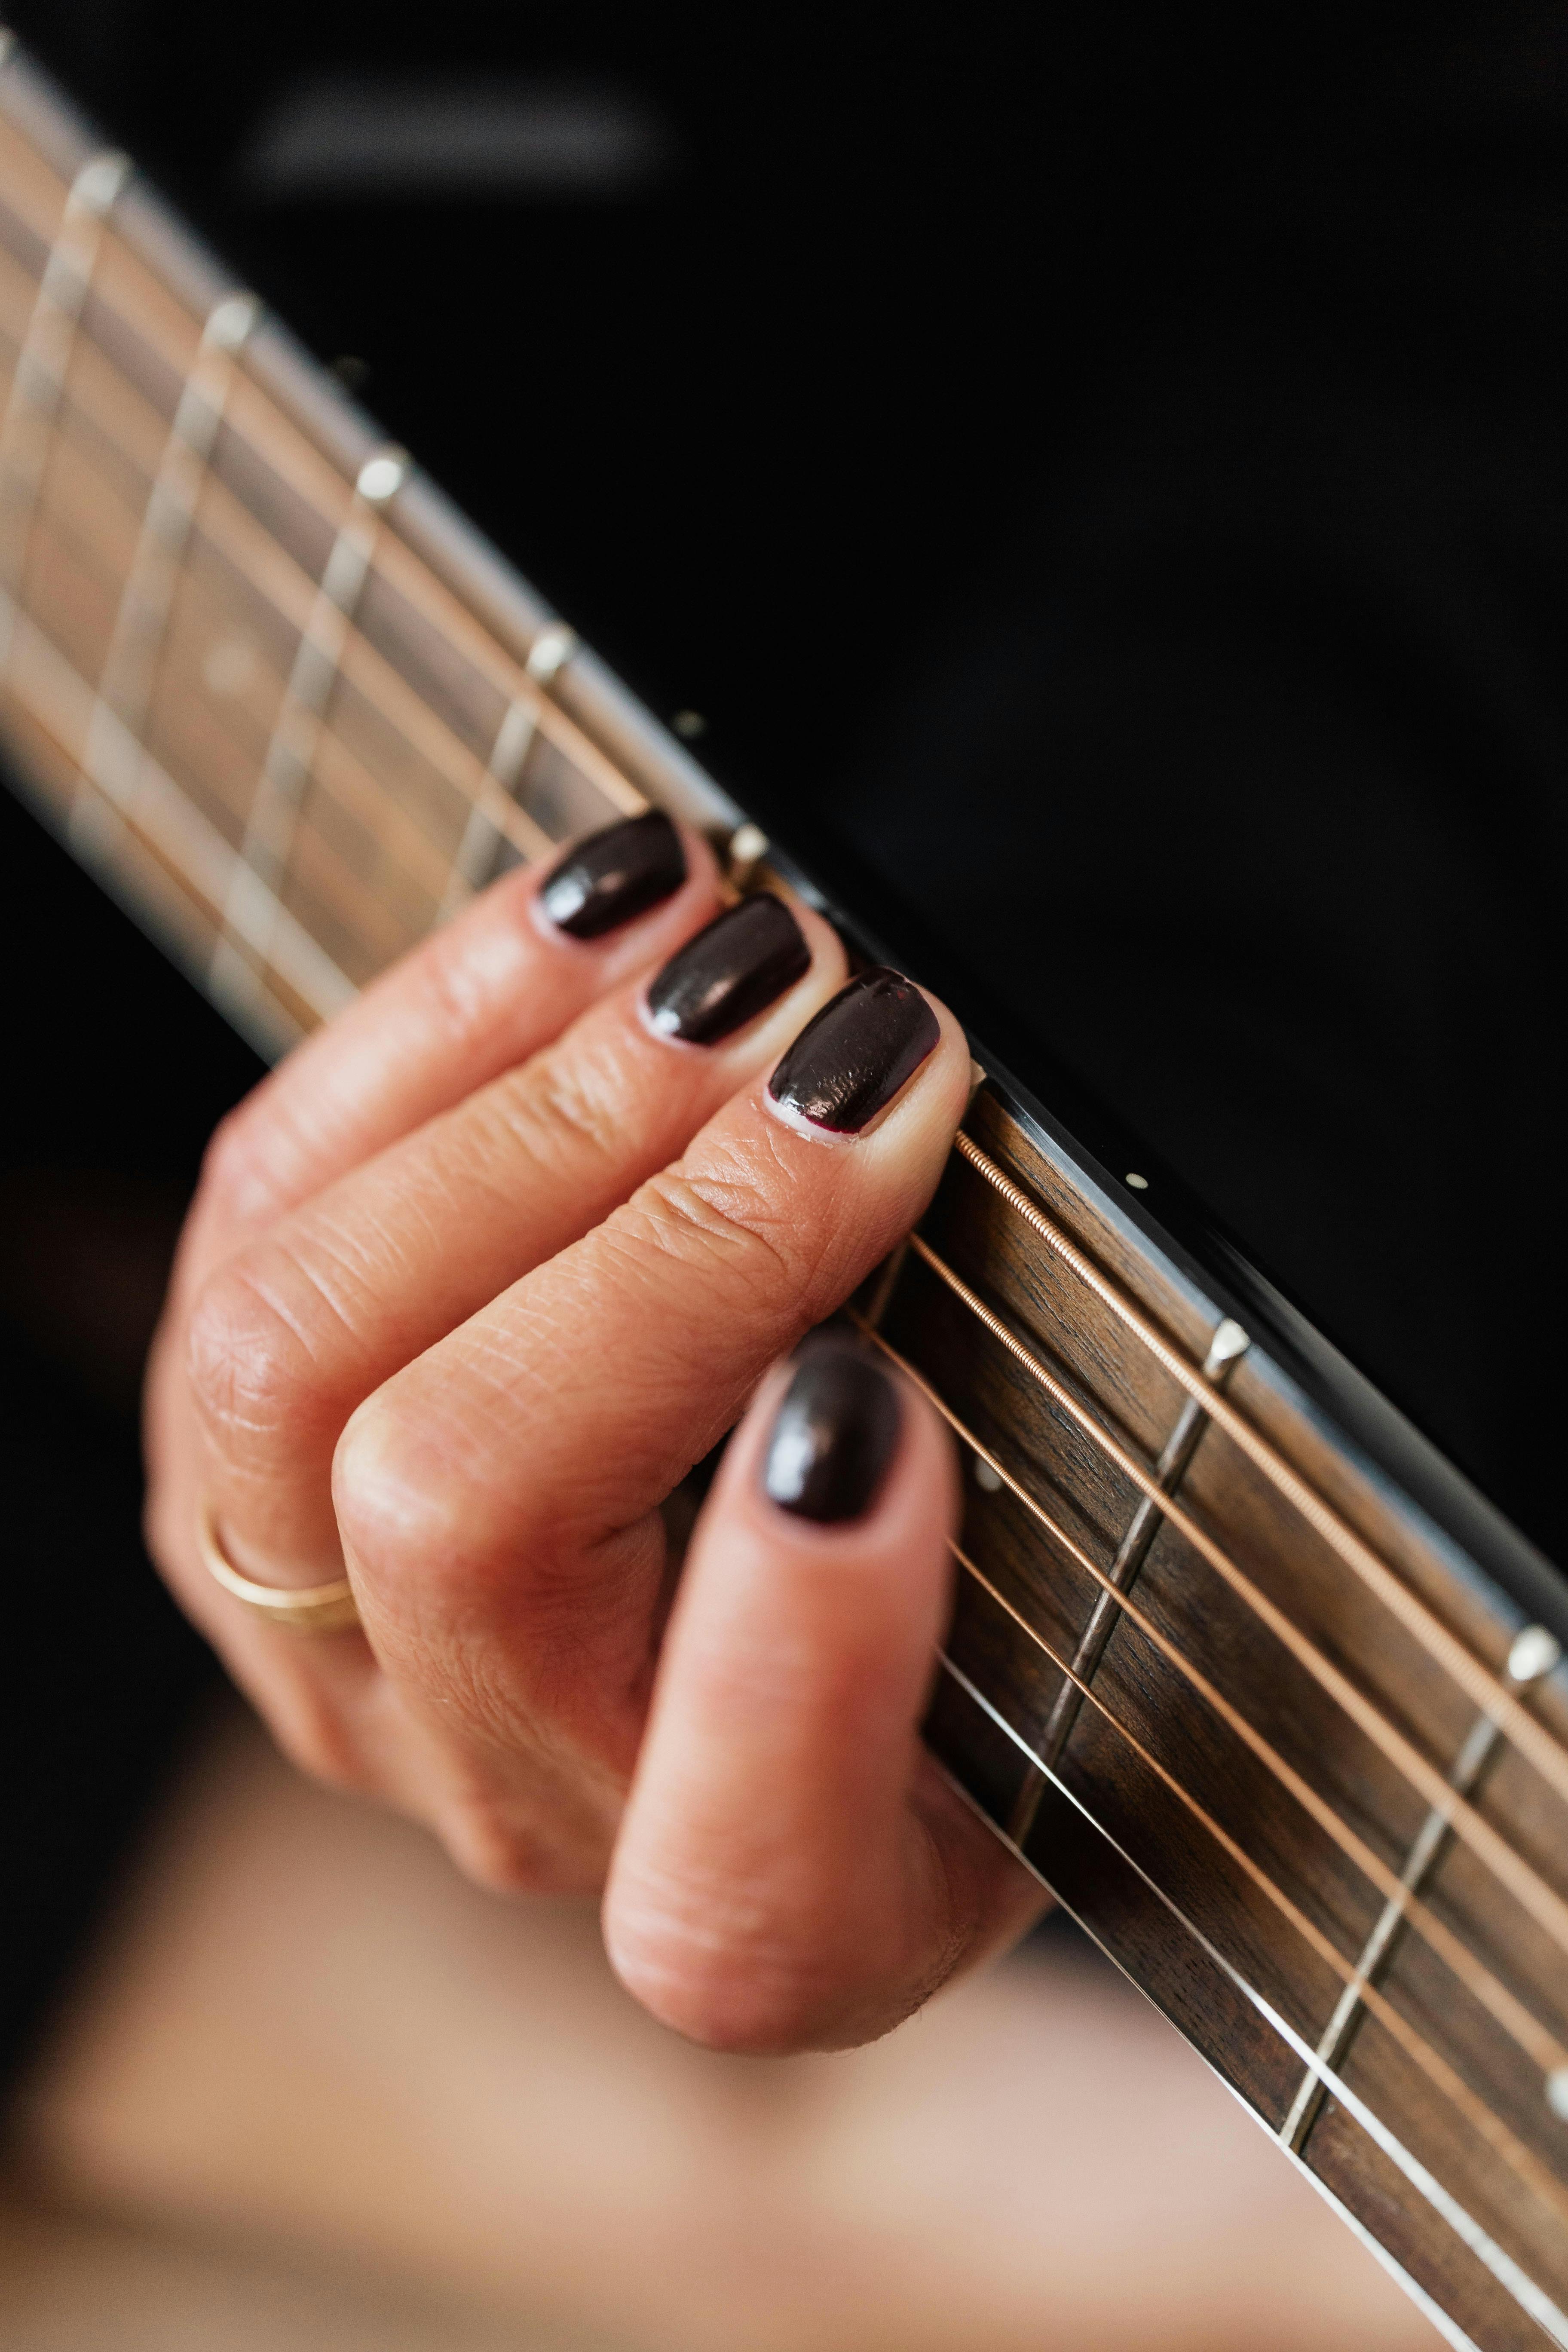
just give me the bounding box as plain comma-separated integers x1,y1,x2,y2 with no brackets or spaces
185,1254,325,1449
625,1150,806,1302
493,1041,630,1179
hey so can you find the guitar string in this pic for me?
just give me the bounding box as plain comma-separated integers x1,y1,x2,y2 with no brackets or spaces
6,197,1561,1966
0,142,588,765
933,1654,1568,2352
3,114,1568,1985
0,207,634,891
15,161,1565,1843
855,1311,1568,2078
894,1233,1568,1960
949,1130,1568,1806
9,328,560,908
0,198,490,946
9,119,1568,2305
944,1529,1568,2225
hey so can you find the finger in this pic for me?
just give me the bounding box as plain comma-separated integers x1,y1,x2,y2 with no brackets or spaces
604,1338,1046,2051
334,973,972,1865
172,895,848,1616
187,811,722,1268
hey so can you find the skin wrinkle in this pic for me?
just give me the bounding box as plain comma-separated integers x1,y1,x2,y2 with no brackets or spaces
147,882,1024,2037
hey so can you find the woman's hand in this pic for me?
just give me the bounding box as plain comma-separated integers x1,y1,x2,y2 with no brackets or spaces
144,811,1043,2051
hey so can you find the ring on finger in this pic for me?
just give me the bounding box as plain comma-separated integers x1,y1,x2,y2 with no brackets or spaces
196,1498,361,1635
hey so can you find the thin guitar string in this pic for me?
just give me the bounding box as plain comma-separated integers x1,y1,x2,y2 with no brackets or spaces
897,1233,1568,1960
933,1652,1568,2352
924,1755,1488,2352
0,147,627,808
27,159,1568,1856
0,202,636,884
0,310,554,987
4,117,1566,1945
0,194,438,997
945,1530,1568,2225
9,110,1568,2295
15,335,558,907
0,186,485,934
950,1130,1568,1807
10,189,1568,1967
855,1311,1568,2077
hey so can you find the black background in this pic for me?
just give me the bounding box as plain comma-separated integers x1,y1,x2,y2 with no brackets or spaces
3,3,1565,2069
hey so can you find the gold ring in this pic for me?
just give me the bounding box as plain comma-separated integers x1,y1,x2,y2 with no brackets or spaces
196,1497,360,1634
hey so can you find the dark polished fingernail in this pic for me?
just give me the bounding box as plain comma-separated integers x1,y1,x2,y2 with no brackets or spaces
763,1339,902,1523
538,810,686,939
645,894,811,1045
766,967,939,1134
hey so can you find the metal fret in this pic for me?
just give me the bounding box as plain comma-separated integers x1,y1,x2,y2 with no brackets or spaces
209,441,407,1006
1007,1313,1250,1843
77,289,259,837
0,576,354,1040
0,146,127,669
934,1651,1565,2352
1284,1619,1566,2155
439,619,578,915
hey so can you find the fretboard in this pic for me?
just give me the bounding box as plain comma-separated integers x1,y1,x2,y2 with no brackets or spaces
4,40,1568,2352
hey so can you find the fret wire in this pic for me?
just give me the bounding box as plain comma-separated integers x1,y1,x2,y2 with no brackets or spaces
4,102,1561,1870
948,1534,1568,2228
77,288,257,841
952,1132,1568,1808
9,383,535,971
903,1228,1568,1959
211,446,406,999
929,1751,1487,2352
439,625,578,918
0,147,126,671
0,171,642,872
857,1312,1568,2073
29,300,599,885
1009,1315,1250,1846
934,1651,1568,2352
2,314,488,928
0,576,354,1023
1280,1694,1523,2157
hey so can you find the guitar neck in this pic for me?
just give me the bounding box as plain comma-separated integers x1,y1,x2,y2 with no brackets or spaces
4,41,1568,2352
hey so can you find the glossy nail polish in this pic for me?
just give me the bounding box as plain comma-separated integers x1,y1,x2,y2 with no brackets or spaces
763,1340,902,1523
538,810,686,940
646,895,811,1045
767,967,939,1134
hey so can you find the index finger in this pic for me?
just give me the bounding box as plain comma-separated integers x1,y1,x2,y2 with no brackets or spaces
335,971,971,1725
194,812,723,1256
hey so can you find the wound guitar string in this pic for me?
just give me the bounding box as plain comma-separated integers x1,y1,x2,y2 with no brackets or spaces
2,61,1567,2340
0,108,645,1038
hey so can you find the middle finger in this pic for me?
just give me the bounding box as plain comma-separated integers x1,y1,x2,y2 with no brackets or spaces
184,894,848,1601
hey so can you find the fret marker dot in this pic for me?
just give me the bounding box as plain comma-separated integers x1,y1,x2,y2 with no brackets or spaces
357,450,407,504
1547,2068,1568,2122
973,1456,1003,1493
1508,1625,1562,1686
1125,1172,1149,1191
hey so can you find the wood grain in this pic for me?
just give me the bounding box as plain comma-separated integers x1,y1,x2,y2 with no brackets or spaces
3,46,1567,2351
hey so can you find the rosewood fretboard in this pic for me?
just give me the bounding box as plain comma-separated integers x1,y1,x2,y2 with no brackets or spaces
3,41,1567,2351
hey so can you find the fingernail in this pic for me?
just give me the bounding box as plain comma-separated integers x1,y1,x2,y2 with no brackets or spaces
539,810,686,940
763,1340,902,1523
766,967,939,1134
646,895,811,1045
